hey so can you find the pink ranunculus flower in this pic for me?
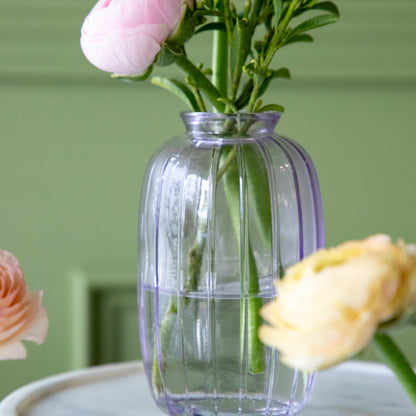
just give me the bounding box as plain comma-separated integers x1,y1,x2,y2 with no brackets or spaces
0,249,48,360
80,0,193,76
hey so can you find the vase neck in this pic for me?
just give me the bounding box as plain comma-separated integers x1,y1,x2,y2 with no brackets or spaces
181,112,281,137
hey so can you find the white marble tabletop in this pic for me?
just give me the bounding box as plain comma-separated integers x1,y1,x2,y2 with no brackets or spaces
0,360,415,415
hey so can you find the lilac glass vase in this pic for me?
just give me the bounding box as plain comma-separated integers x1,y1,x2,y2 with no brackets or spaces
137,112,324,416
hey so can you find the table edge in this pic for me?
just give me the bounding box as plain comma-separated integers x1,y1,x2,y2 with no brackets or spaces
0,361,144,415
1,360,411,415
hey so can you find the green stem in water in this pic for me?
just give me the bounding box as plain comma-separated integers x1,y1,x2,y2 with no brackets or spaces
151,300,177,395
216,146,237,183
221,145,265,374
176,54,225,112
150,148,212,395
246,242,266,373
151,244,205,395
373,333,416,408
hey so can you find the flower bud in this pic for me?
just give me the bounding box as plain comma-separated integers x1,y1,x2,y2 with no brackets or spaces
168,3,195,45
80,0,194,76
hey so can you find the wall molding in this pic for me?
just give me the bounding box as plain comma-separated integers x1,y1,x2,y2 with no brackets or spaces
1,0,415,82
69,269,138,369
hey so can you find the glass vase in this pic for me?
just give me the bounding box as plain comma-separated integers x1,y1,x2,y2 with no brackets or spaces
137,112,324,416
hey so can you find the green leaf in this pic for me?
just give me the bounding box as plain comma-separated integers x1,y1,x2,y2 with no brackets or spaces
169,5,195,44
235,79,253,109
282,33,313,46
268,67,291,79
257,103,285,113
111,65,153,82
273,0,283,24
155,42,184,67
254,40,267,56
256,67,290,100
235,68,290,111
195,21,226,34
151,77,199,111
289,14,339,37
284,33,314,46
216,98,238,113
308,1,340,16
243,61,268,82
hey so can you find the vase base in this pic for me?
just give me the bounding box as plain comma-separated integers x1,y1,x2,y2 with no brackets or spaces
156,395,304,416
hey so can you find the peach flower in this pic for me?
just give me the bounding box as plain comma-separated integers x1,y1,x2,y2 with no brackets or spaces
259,235,416,372
0,249,48,360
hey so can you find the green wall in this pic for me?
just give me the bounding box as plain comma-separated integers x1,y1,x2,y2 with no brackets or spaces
0,0,415,399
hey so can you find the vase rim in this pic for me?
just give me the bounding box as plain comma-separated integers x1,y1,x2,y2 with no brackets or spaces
180,111,281,138
181,111,281,122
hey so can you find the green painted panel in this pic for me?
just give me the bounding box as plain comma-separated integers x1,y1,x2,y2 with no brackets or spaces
0,0,416,80
0,84,185,399
69,270,138,368
91,289,139,365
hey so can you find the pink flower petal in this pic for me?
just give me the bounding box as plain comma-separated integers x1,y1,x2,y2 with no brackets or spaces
0,319,27,342
151,0,188,30
83,0,167,36
0,250,19,267
0,291,43,342
18,306,49,345
81,25,167,75
0,340,27,361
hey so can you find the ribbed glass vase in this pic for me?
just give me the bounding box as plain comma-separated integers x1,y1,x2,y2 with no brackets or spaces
137,112,324,416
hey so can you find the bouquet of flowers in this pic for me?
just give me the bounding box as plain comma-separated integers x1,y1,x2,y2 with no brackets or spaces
80,0,339,113
81,0,340,402
80,0,416,412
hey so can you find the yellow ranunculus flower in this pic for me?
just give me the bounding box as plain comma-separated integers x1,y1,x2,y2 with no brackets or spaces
259,234,416,372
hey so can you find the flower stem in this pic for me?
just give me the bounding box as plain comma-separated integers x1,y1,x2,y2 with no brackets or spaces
247,80,261,113
230,0,264,102
212,21,228,101
192,85,208,112
245,0,300,109
216,146,237,183
373,333,416,408
175,54,225,112
262,0,301,68
221,145,265,374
